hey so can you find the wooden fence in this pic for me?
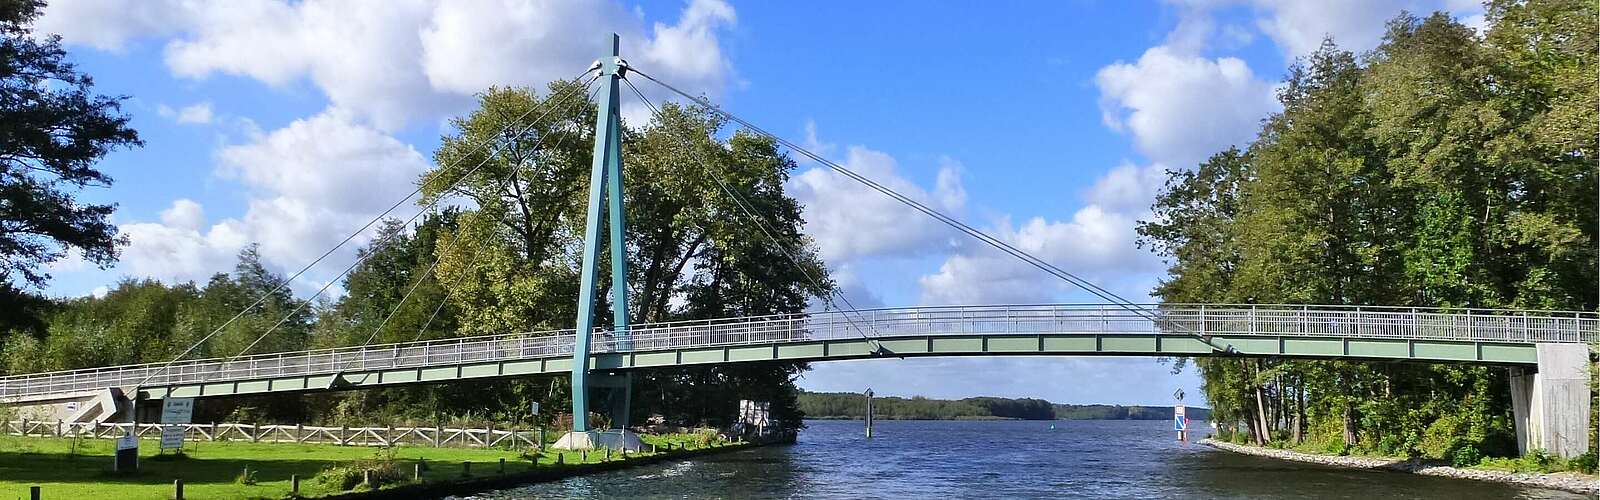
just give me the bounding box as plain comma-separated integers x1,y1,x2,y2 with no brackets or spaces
3,419,544,449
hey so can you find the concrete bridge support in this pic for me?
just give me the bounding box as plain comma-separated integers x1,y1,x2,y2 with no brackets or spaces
1509,343,1591,459
7,388,130,424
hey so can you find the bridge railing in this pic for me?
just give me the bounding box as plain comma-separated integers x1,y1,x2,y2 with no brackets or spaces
2,304,1595,400
589,303,1597,351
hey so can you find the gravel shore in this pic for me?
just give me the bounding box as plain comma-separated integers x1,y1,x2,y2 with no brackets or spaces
1200,438,1600,495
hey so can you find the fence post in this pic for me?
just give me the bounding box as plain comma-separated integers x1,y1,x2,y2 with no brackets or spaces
296,424,304,443
499,458,505,474
291,475,299,496
414,463,422,481
173,479,184,500
29,485,39,500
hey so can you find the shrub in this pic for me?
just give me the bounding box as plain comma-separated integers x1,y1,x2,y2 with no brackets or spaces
313,460,405,491
1568,451,1596,474
1449,446,1482,468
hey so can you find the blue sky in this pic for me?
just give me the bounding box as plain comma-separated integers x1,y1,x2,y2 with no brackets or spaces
32,0,1486,406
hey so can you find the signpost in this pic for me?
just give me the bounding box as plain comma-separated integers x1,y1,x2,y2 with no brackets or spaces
114,432,138,472
1173,388,1188,443
1174,404,1188,442
160,398,194,453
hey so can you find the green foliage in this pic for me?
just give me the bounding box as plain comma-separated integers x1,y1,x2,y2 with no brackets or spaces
1138,0,1596,461
313,458,404,492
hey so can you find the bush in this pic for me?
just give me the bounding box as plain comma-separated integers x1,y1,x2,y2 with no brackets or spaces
313,460,405,491
1568,451,1596,474
1449,446,1482,468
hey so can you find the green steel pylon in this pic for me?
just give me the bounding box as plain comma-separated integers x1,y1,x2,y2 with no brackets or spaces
570,33,631,434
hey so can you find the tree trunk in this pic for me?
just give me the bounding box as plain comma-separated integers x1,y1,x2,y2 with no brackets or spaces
1342,406,1358,449
1292,378,1305,444
1252,361,1271,445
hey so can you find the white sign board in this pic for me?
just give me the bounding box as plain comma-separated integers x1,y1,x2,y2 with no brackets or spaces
160,398,195,424
116,433,139,451
1174,404,1187,431
160,425,185,450
530,402,540,416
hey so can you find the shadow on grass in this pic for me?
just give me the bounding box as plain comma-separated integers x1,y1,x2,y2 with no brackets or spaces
0,449,385,486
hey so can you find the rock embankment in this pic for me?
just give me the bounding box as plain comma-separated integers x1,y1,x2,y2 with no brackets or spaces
1200,439,1600,495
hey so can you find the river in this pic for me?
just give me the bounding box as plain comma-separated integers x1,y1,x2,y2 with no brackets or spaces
468,420,1586,499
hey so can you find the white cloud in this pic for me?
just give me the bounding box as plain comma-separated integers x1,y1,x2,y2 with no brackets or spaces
1096,46,1277,169
216,110,432,268
789,145,964,264
31,0,191,51
1251,0,1427,60
39,0,739,130
159,199,206,230
1085,162,1170,215
157,102,214,125
119,111,430,284
119,205,249,284
917,207,1158,305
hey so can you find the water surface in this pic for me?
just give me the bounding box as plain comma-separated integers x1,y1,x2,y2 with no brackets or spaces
471,420,1585,499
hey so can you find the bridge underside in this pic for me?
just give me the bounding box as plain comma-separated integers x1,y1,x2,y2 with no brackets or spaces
134,333,1536,401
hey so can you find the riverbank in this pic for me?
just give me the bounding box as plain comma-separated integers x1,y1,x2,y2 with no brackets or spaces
0,432,766,499
1201,438,1600,495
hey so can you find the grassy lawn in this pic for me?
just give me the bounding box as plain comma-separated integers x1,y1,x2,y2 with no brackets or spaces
1,432,725,499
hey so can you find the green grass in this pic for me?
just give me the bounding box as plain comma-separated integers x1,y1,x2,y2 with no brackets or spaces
1,432,732,499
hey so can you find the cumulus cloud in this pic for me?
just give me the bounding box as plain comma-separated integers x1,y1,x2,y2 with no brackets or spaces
789,145,965,264
1096,46,1277,169
917,206,1159,305
38,0,738,130
1250,0,1432,59
157,102,214,125
30,0,191,51
119,111,431,284
119,205,249,284
159,199,206,230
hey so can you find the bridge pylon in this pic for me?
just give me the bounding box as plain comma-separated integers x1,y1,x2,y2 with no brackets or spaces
553,33,641,452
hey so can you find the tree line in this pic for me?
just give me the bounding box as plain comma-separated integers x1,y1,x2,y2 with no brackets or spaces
1137,0,1596,467
798,392,1207,421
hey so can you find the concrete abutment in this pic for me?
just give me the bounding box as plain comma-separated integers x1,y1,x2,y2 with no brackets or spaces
1509,343,1591,459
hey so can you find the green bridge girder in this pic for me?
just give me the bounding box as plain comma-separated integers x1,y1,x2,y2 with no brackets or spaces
135,333,1540,401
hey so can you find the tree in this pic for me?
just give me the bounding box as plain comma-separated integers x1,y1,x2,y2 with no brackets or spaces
0,0,141,326
1141,3,1596,460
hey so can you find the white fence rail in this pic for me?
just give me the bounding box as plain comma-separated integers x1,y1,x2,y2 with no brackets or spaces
2,419,541,449
1,304,1594,401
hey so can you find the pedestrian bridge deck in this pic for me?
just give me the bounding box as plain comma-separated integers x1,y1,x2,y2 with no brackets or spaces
2,304,1594,403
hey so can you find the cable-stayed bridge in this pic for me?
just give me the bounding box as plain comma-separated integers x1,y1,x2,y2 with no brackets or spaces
2,304,1593,404
1,35,1593,456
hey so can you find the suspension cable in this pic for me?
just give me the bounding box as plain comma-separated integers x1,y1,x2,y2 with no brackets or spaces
208,74,602,368
621,77,879,341
629,69,1231,352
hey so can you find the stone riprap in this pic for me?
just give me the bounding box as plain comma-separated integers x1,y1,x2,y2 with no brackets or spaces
1201,439,1600,495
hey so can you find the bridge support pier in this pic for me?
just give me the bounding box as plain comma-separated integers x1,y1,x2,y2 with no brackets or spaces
1509,343,1590,459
